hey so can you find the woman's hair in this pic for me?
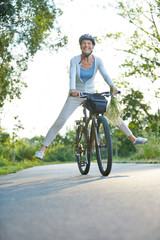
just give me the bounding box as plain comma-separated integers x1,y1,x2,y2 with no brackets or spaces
79,34,96,45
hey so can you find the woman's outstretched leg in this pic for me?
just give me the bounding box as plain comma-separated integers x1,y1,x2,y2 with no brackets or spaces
35,96,84,159
117,118,147,145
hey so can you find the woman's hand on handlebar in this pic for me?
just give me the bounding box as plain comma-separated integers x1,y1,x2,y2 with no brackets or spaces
70,89,80,97
113,87,119,95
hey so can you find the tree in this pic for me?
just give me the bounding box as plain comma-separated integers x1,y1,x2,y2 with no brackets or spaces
0,0,68,108
102,0,160,136
0,126,11,162
122,88,151,131
116,1,159,79
103,0,160,97
11,116,24,163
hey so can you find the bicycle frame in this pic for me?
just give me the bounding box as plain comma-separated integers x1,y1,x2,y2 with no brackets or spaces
76,106,99,154
76,90,119,176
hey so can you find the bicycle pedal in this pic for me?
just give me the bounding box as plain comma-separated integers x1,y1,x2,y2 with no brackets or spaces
80,162,86,166
80,160,86,166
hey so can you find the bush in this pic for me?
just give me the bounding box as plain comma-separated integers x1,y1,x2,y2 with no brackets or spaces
0,157,10,167
45,144,75,162
134,133,160,160
0,144,12,162
15,140,37,161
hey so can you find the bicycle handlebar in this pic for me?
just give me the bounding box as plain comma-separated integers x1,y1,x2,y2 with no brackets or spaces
80,91,121,98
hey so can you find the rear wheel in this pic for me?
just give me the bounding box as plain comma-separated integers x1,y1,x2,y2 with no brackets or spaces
95,116,112,176
76,126,90,175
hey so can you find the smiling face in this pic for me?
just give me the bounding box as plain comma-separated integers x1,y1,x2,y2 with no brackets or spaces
80,39,94,54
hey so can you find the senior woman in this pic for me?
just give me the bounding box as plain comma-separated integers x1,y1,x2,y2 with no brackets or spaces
35,34,147,159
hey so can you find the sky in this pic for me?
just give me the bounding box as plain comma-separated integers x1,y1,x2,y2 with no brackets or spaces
1,0,159,139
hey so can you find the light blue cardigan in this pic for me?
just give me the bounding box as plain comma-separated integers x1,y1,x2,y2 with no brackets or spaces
69,55,116,93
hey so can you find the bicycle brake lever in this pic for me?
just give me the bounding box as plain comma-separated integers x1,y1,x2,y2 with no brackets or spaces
80,92,89,98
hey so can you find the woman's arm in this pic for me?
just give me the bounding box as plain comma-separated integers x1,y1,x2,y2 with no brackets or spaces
98,57,116,88
69,58,76,90
69,58,80,97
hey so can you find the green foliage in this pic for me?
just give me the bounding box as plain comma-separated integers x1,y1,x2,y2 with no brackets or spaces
45,143,75,162
0,159,42,175
102,0,160,159
50,127,76,147
105,0,160,98
15,140,37,161
0,0,68,108
0,157,10,167
105,86,122,126
0,127,12,161
133,133,160,160
26,135,45,147
110,127,136,157
145,112,160,134
0,127,10,145
63,127,77,146
121,88,151,130
0,122,160,176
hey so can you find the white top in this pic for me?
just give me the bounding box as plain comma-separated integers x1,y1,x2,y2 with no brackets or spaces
69,55,116,93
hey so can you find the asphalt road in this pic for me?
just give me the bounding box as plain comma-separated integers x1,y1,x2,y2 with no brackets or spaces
0,163,160,240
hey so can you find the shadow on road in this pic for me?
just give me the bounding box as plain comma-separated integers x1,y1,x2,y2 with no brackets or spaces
0,174,129,203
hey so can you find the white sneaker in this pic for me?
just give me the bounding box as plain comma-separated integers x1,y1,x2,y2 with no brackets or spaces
35,151,44,160
133,137,147,145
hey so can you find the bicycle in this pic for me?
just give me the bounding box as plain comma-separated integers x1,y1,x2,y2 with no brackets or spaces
75,91,120,176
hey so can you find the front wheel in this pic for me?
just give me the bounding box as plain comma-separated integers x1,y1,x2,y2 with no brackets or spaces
76,126,91,175
95,116,112,176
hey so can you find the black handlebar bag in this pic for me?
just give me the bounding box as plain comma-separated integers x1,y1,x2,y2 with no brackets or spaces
85,93,108,114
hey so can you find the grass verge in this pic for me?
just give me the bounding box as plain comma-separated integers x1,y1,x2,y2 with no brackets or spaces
113,158,160,164
0,158,160,176
0,160,42,175
0,159,74,176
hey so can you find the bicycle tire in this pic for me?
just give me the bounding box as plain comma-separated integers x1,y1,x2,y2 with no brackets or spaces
76,126,91,175
95,116,112,176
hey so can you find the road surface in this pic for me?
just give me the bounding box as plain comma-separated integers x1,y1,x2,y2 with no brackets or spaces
0,163,160,240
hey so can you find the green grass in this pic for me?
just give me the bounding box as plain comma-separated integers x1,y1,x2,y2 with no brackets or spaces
0,159,74,175
0,160,42,175
113,158,160,164
0,158,160,176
